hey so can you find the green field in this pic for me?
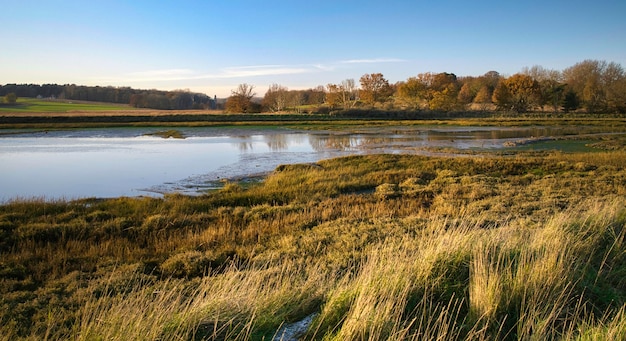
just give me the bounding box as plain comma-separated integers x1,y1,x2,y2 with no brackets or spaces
0,98,134,113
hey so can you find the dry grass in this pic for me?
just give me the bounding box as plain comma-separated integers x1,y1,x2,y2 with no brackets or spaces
1,151,625,340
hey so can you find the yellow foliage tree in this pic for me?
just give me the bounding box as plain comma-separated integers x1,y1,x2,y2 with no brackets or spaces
493,74,540,113
359,73,392,106
396,77,427,109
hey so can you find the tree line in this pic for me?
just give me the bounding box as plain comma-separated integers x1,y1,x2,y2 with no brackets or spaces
229,59,625,114
0,84,216,110
2,59,624,114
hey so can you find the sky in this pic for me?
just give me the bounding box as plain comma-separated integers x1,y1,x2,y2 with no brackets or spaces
1,0,625,97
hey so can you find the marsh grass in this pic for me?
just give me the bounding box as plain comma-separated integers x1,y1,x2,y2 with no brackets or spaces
1,151,625,340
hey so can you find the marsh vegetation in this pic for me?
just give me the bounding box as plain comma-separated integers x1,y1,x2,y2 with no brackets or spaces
1,145,625,340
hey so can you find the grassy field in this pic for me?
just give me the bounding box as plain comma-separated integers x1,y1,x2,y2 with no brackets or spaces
0,98,138,113
1,145,625,340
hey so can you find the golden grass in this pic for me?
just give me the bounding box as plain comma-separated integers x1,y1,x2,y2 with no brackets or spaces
1,151,625,340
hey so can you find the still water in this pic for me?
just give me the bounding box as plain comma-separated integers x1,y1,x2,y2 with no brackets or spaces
0,125,612,201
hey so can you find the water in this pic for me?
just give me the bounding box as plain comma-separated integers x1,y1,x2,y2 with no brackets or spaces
0,125,620,201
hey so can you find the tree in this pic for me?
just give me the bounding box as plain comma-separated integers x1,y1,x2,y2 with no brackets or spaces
305,86,326,106
396,77,427,109
492,82,513,111
539,79,565,113
470,71,500,109
473,85,493,109
325,84,341,109
3,93,17,104
457,82,475,105
287,90,305,113
561,60,619,113
359,73,392,106
426,73,459,111
171,91,194,110
325,80,358,109
263,84,288,112
602,62,626,113
492,74,540,113
522,65,564,112
339,79,358,109
225,83,258,113
429,83,459,111
562,89,580,113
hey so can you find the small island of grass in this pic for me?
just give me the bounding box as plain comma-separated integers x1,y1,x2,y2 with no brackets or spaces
144,129,186,139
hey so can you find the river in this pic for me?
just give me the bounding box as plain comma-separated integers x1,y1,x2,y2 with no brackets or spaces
0,125,615,201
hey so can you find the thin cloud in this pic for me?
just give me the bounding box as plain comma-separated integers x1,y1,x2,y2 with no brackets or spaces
339,58,406,64
101,65,312,84
215,65,311,78
96,58,406,85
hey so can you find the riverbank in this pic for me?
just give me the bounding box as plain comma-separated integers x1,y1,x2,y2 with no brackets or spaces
2,105,626,130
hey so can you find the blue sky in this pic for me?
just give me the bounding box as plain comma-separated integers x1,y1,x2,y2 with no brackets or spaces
1,0,625,97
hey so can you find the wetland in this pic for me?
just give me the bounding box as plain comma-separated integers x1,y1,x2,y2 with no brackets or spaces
2,123,624,201
1,118,626,340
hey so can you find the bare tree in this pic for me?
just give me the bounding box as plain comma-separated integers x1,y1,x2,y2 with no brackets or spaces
340,79,359,109
263,84,288,112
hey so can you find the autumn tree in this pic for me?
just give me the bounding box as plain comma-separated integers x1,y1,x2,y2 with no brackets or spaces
263,84,288,112
287,90,305,113
325,84,341,109
326,79,358,109
429,83,460,111
492,74,540,113
540,80,566,113
339,79,359,109
427,73,459,111
602,62,626,113
492,82,512,111
396,77,427,109
457,82,475,105
561,60,626,113
522,65,564,112
305,86,326,106
225,83,259,113
359,73,392,106
473,85,493,109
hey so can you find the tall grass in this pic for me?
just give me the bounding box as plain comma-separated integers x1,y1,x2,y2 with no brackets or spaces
1,152,625,340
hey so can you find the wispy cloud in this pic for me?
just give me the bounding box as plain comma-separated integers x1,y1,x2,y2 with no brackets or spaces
339,58,406,64
101,65,312,84
214,65,311,79
96,58,406,85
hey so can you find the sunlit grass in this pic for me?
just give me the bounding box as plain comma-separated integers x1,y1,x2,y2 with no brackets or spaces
1,151,625,340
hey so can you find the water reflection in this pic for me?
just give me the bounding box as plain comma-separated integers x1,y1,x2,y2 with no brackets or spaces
233,135,256,152
1,125,625,201
264,134,290,151
308,133,361,151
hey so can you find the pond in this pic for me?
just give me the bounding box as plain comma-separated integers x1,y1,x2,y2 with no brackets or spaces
0,125,620,201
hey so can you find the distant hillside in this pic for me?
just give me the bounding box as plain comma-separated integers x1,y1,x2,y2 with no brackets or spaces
0,83,219,110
